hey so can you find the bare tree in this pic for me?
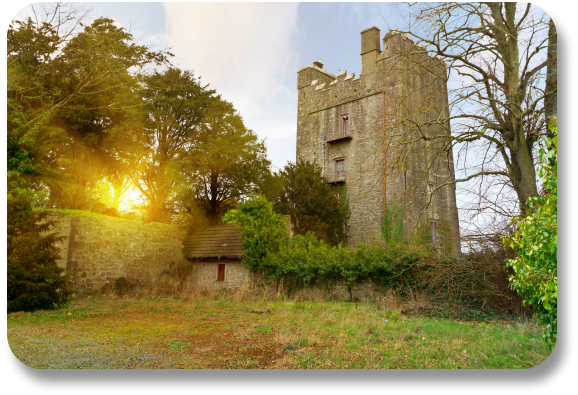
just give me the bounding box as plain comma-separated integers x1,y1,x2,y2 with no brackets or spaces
378,2,556,240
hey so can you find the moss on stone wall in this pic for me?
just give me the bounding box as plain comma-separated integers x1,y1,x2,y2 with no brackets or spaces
381,199,405,246
49,214,186,292
36,208,129,221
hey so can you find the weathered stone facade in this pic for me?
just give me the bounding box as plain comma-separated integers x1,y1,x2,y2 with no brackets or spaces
296,27,460,253
190,261,251,292
49,214,186,292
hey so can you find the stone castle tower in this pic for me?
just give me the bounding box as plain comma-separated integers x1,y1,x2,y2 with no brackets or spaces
296,26,460,253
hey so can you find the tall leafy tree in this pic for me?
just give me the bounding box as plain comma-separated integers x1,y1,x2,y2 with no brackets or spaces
266,160,349,245
7,12,170,207
181,99,271,225
131,67,217,223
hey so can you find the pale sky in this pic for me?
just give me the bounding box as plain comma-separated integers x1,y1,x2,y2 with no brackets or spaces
8,1,407,171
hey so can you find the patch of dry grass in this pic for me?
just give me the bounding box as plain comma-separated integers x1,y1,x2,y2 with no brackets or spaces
7,295,550,369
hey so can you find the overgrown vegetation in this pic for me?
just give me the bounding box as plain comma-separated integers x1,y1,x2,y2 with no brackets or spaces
7,296,550,369
7,193,72,312
224,196,288,268
222,196,521,315
381,198,405,246
503,122,557,348
260,233,419,296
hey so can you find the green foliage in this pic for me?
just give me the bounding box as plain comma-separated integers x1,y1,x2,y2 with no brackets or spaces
131,67,217,223
180,95,271,225
381,198,405,246
7,13,171,211
503,121,557,348
266,160,348,245
223,196,288,269
35,208,129,220
7,193,72,312
260,232,420,295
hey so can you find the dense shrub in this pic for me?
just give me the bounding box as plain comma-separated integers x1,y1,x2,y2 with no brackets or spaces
264,160,350,245
224,196,288,268
504,122,557,347
7,194,72,312
413,248,523,314
225,196,521,314
259,232,421,294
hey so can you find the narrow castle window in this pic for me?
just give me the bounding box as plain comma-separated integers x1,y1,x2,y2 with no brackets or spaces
404,170,408,190
427,183,436,207
336,159,346,180
430,221,440,248
342,116,349,136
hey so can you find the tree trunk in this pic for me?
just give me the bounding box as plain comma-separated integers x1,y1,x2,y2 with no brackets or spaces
208,170,220,225
545,18,557,126
510,144,538,214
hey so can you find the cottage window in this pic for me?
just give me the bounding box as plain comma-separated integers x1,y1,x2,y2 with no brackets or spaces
336,159,346,180
342,116,349,136
216,264,226,281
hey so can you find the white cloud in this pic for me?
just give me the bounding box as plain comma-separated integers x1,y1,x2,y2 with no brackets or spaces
111,18,125,29
9,4,34,23
163,2,300,168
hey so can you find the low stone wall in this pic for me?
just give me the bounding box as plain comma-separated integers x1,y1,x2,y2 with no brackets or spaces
49,214,186,292
252,272,380,302
45,212,380,301
299,279,379,302
189,264,378,301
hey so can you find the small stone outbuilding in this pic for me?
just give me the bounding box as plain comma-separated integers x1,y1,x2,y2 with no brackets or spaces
183,225,250,292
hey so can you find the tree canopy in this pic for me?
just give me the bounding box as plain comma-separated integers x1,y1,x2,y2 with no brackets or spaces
265,160,349,245
7,6,272,229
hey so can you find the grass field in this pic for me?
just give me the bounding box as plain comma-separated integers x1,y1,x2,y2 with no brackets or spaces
7,295,551,369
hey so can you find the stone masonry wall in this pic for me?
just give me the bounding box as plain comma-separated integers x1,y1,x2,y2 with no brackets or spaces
296,27,460,254
190,262,378,302
191,261,251,291
49,214,186,293
253,272,379,303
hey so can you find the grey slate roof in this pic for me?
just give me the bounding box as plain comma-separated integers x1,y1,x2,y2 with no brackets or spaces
183,225,244,259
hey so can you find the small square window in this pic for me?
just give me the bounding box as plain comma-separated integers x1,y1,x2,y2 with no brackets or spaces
216,264,226,281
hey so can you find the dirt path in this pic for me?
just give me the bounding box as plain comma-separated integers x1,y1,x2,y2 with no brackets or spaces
9,301,285,369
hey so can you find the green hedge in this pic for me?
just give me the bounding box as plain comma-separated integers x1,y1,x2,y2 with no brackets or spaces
259,232,421,293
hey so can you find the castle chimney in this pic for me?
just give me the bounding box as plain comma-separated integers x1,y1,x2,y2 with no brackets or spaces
360,26,381,72
313,58,323,69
